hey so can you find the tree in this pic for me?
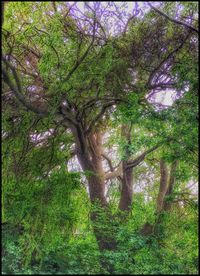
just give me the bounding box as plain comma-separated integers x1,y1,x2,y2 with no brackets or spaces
2,1,198,259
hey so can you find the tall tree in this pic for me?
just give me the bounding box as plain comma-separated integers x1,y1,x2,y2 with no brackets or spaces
2,2,198,254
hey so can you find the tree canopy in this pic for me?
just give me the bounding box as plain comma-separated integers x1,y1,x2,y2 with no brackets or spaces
2,1,198,275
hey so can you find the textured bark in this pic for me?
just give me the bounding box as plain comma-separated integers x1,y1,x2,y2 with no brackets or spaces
78,152,107,206
74,128,107,207
163,160,178,211
149,160,179,237
118,124,161,212
70,125,114,250
156,159,169,213
119,124,134,211
141,160,172,236
69,122,135,250
119,161,133,211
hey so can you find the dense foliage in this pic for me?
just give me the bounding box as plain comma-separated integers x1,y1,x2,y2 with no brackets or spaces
2,1,198,275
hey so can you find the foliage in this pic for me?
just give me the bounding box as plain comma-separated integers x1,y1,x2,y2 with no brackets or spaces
2,1,198,275
2,198,198,274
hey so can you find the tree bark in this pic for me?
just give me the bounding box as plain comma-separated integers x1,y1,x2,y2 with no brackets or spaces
119,161,133,211
141,160,176,236
78,152,107,205
119,124,134,211
74,129,107,207
163,160,178,211
156,159,169,214
70,126,116,252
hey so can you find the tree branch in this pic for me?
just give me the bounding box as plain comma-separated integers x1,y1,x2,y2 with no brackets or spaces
85,104,110,134
101,152,114,172
104,163,122,180
2,57,49,116
147,31,191,87
85,99,121,134
149,3,198,34
127,144,161,169
62,15,97,83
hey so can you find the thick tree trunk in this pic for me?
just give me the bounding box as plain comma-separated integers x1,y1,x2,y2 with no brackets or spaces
77,152,107,206
76,130,107,206
119,124,134,211
119,161,133,211
71,127,116,253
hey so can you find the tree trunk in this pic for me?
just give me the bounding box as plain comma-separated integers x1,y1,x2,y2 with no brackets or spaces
119,161,133,211
140,159,168,236
119,124,133,211
76,130,107,206
151,160,178,237
156,159,169,214
77,151,107,206
71,126,117,253
163,160,178,211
